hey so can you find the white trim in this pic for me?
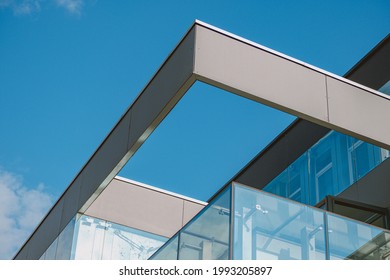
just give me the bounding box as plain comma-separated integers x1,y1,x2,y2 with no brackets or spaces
114,176,207,206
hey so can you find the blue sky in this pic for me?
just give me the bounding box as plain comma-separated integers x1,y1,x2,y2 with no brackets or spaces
0,0,389,259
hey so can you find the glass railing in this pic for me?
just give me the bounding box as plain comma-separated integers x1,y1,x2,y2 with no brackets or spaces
151,182,390,260
263,130,389,206
40,214,167,260
151,187,231,260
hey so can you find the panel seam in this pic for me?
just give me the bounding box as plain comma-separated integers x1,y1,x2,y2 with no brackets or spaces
325,75,330,122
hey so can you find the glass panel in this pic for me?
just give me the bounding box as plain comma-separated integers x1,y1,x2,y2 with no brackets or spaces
55,217,76,260
348,137,383,180
263,169,289,200
152,183,390,260
288,154,309,204
39,252,46,260
327,213,386,260
100,221,167,260
71,214,166,260
233,184,326,260
178,187,231,260
263,129,389,207
151,187,232,260
72,215,106,259
149,234,179,260
44,237,58,260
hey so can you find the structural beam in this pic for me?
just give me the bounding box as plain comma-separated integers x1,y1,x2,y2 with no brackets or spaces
193,22,390,150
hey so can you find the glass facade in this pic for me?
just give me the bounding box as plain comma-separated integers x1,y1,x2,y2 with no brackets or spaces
151,183,390,260
264,131,389,205
40,215,167,260
151,188,231,260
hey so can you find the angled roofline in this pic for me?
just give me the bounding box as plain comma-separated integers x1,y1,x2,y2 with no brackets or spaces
344,33,390,78
14,20,390,259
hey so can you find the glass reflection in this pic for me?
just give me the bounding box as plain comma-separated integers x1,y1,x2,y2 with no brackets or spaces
72,215,167,260
150,187,231,260
327,213,389,260
233,185,326,260
264,131,389,206
150,234,179,260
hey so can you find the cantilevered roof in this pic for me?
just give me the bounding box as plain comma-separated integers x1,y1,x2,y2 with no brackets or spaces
15,20,390,259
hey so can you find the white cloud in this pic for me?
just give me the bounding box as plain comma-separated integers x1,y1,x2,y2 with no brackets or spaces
55,0,83,15
0,169,53,259
0,0,41,15
0,0,84,15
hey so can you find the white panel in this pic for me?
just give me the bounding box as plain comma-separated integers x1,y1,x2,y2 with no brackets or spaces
85,179,191,238
194,25,328,123
327,77,390,149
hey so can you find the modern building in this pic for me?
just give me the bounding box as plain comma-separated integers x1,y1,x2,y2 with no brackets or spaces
14,21,390,260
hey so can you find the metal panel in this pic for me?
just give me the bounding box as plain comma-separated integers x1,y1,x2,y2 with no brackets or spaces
59,175,82,231
128,27,196,152
26,199,64,259
194,24,329,124
85,179,185,238
338,159,390,209
78,110,131,213
327,77,390,150
345,34,390,89
13,243,29,260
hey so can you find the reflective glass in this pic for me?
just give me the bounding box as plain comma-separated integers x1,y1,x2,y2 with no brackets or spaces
71,215,167,260
233,184,326,260
149,234,179,260
100,221,167,260
178,187,231,260
55,217,76,260
44,237,58,260
263,130,389,206
150,187,232,260
327,213,387,260
72,215,105,259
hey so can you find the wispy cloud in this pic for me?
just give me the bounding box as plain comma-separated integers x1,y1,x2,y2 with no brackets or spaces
0,169,53,259
0,0,41,15
55,0,83,15
0,0,85,15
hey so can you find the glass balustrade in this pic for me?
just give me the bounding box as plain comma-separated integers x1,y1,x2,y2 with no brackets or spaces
151,182,390,260
40,214,167,260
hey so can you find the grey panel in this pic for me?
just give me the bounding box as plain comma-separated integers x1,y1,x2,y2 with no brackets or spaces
78,110,131,212
339,159,390,209
327,77,390,150
233,120,329,191
128,27,196,150
26,199,64,259
84,179,185,238
182,200,205,226
346,34,390,89
194,25,329,124
13,242,29,260
337,184,359,202
59,175,82,231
